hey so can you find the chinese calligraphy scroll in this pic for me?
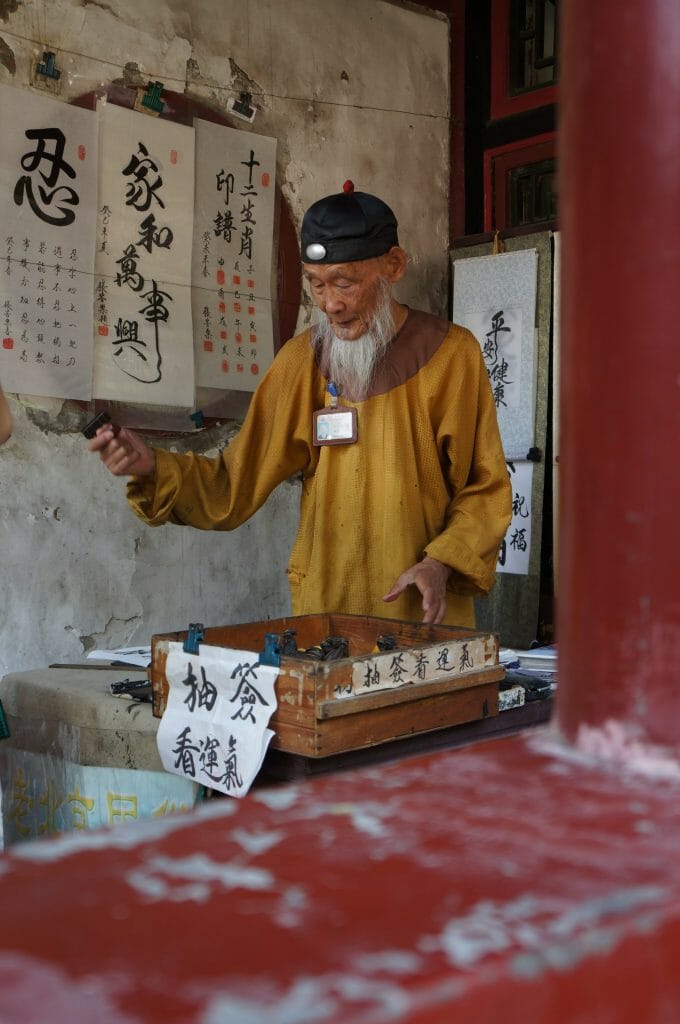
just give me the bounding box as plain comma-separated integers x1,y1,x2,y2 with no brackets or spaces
156,643,278,797
452,247,540,581
0,83,98,399
2,86,283,411
497,459,533,575
451,232,553,645
93,102,196,406
452,248,538,460
192,119,277,392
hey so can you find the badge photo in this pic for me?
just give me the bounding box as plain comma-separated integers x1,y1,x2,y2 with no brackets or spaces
312,406,358,446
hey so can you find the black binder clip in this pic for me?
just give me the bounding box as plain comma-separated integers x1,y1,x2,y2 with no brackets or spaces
259,633,281,668
183,622,205,655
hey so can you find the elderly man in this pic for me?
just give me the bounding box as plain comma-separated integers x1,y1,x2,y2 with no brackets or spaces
89,182,511,626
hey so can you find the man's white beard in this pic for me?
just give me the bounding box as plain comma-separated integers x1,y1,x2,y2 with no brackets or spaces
314,278,396,400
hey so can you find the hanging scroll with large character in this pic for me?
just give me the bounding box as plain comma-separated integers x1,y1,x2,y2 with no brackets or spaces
451,234,553,648
452,248,538,461
452,248,540,581
0,83,98,400
498,459,533,576
93,102,195,406
192,119,277,392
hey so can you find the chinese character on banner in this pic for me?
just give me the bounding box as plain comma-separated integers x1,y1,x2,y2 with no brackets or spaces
191,119,277,392
0,83,98,400
93,103,196,407
157,643,278,798
497,459,533,575
453,249,538,460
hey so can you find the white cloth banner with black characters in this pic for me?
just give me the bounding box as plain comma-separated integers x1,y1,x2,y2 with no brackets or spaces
452,248,538,460
497,459,533,575
0,83,98,399
156,642,278,798
191,119,277,392
93,102,195,407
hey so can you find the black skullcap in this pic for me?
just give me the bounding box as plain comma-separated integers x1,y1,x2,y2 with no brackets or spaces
301,180,399,264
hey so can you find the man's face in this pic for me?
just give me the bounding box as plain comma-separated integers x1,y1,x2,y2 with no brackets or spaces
302,258,387,342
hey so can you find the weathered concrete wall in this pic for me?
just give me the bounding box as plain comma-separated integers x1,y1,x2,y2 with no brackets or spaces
0,0,450,677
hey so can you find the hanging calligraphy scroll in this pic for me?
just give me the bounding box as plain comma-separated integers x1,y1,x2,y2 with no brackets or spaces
93,102,196,407
192,119,277,392
451,233,553,648
452,248,538,461
78,85,300,430
498,459,533,576
1,84,299,426
0,83,98,400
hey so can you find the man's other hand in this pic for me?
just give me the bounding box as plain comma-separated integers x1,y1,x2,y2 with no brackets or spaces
88,424,156,478
382,555,451,624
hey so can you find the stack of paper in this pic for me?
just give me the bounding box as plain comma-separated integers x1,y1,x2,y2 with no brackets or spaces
516,644,558,672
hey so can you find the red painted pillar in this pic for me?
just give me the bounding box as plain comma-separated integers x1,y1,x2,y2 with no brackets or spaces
558,2,680,745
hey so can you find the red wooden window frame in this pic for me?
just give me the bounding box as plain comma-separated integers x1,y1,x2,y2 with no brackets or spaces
491,0,558,121
483,131,556,231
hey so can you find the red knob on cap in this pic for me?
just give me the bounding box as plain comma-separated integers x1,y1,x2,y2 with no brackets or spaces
342,179,355,194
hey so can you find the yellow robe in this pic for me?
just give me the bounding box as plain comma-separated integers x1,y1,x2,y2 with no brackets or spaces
127,316,511,627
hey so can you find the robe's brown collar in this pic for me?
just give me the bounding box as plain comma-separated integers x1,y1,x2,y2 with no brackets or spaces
313,307,450,401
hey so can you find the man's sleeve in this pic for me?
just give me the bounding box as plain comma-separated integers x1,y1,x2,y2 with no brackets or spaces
424,333,512,595
126,340,316,531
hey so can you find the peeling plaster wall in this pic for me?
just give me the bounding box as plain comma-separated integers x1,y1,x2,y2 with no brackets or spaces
1,402,300,674
0,0,450,677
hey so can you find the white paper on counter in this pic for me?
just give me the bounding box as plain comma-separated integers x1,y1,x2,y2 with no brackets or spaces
87,646,151,667
157,642,278,797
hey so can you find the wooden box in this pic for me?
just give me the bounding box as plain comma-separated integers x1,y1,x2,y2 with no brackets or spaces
149,614,503,758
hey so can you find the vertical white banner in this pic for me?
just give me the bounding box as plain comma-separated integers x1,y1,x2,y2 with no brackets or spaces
0,83,98,399
192,120,277,392
552,231,561,586
497,459,533,575
453,249,538,459
93,103,195,406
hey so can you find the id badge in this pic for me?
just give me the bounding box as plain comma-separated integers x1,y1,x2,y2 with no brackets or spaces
313,406,358,446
